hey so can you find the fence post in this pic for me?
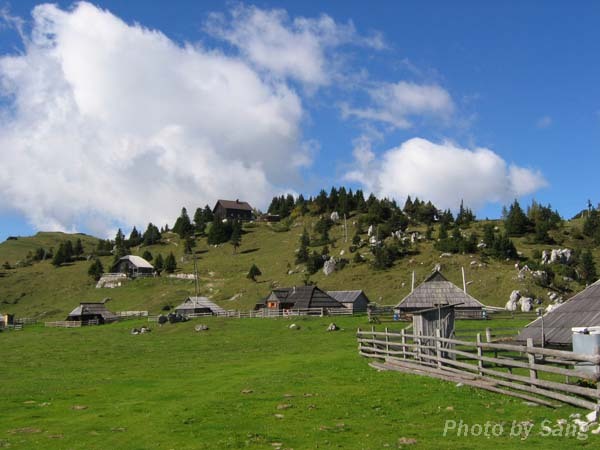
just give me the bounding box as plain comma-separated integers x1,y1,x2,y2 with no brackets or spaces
527,338,537,385
485,327,492,343
357,327,362,353
401,329,407,359
595,345,600,413
476,333,483,377
435,328,442,369
385,327,390,356
416,332,422,364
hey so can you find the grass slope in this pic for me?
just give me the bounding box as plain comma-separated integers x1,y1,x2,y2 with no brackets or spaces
0,316,593,449
0,217,598,320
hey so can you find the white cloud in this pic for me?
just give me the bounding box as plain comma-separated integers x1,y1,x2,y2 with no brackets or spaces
204,4,384,86
0,2,310,236
536,115,553,129
344,137,547,211
341,81,454,128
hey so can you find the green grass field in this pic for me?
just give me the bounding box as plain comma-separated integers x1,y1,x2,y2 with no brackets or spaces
1,316,596,449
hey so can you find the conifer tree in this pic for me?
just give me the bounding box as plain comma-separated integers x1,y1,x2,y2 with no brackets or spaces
164,252,177,273
246,264,262,281
230,220,242,253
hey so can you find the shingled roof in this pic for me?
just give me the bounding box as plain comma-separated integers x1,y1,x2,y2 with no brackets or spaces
214,199,253,211
116,255,154,269
175,297,227,315
264,286,344,309
517,279,600,346
67,301,118,321
327,290,369,304
395,271,485,311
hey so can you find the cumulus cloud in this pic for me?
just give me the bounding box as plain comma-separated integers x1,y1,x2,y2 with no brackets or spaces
341,81,454,128
0,2,310,236
344,138,547,211
204,4,384,86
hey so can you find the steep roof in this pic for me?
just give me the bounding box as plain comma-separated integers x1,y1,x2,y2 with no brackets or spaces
517,279,600,346
327,290,370,304
68,302,118,320
214,199,253,212
268,286,344,309
395,271,486,310
118,255,154,269
174,297,226,314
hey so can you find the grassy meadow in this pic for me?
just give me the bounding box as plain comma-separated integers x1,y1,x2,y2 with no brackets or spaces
1,315,596,449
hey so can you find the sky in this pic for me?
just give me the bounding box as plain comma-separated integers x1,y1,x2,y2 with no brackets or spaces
0,1,599,241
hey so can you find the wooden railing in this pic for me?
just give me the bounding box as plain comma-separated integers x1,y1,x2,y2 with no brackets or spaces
45,319,100,328
357,327,600,411
148,307,353,322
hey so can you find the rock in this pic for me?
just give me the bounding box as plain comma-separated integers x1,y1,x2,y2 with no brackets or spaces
367,225,374,237
241,389,253,394
330,211,340,222
323,258,337,276
505,299,518,311
194,324,209,332
326,323,339,331
520,297,533,312
592,425,600,435
339,250,345,256
470,261,478,266
274,414,284,419
532,270,549,285
440,253,452,258
477,241,486,249
130,328,139,335
433,263,442,272
586,410,598,423
518,265,531,280
545,303,560,313
71,405,88,410
277,404,292,410
455,383,463,388
289,323,300,330
398,437,417,445
509,290,521,302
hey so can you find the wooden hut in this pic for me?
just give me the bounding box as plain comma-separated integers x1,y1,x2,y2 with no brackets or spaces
66,299,118,324
517,279,600,347
213,199,253,221
395,271,486,319
255,286,345,312
113,255,154,278
412,304,456,358
327,290,370,313
174,297,227,316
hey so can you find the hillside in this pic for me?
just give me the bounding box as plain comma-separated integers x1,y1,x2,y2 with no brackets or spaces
1,213,598,320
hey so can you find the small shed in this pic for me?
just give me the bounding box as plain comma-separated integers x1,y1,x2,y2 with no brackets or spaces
327,290,370,313
213,199,253,221
395,271,486,319
412,304,456,358
66,299,118,324
174,297,227,316
113,255,154,278
517,279,600,347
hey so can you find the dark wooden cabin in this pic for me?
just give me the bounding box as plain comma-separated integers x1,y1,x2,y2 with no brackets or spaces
113,255,154,278
66,300,118,324
255,286,345,312
213,199,253,221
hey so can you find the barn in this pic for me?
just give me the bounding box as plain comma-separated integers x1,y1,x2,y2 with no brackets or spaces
66,300,118,324
255,286,345,312
113,255,154,278
213,199,253,221
517,279,600,347
395,271,486,319
174,297,227,316
327,290,370,313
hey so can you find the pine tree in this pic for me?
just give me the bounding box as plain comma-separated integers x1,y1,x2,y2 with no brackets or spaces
154,254,164,272
142,223,161,246
193,207,206,234
296,228,310,264
142,250,153,261
52,243,66,267
173,207,194,238
74,238,84,256
128,227,142,246
164,252,177,273
580,250,597,284
246,264,262,281
504,200,532,236
230,220,242,253
207,218,233,245
88,258,104,281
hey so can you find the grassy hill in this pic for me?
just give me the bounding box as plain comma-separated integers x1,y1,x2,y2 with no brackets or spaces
0,216,598,320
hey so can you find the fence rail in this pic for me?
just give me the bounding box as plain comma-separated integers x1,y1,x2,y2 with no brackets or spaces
45,319,100,328
148,307,354,322
357,327,600,411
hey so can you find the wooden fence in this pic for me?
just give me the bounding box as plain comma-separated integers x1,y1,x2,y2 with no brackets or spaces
115,311,148,319
45,319,100,328
148,307,352,322
357,327,600,411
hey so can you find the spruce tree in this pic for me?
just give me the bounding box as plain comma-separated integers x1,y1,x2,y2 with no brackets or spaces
88,258,104,281
230,221,242,253
580,250,597,284
154,254,164,272
504,200,532,236
74,238,84,256
142,250,153,261
164,252,177,273
296,228,310,264
246,264,262,281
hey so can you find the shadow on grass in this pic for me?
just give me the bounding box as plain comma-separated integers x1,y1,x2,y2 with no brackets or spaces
240,248,260,254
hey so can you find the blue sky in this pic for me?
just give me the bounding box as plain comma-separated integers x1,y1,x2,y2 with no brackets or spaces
0,1,599,240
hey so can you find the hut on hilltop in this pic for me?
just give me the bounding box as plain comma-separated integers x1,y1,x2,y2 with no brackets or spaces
213,199,253,221
113,255,154,278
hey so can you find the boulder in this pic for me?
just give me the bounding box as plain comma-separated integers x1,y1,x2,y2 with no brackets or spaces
323,258,337,276
505,299,518,312
532,270,549,285
367,225,374,237
289,323,300,330
520,297,533,312
330,211,340,222
509,290,521,302
194,324,209,332
440,253,452,258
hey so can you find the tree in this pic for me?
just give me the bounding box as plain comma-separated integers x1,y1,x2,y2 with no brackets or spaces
88,258,104,281
504,200,532,236
372,244,393,270
246,264,262,281
154,254,164,272
142,223,161,246
207,218,233,245
74,238,84,256
164,252,177,273
184,236,196,254
230,220,242,253
52,243,67,267
580,250,597,284
128,227,142,247
306,250,325,274
173,207,194,238
296,228,310,264
142,250,153,261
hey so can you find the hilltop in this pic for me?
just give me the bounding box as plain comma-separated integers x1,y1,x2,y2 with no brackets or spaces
1,196,599,320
